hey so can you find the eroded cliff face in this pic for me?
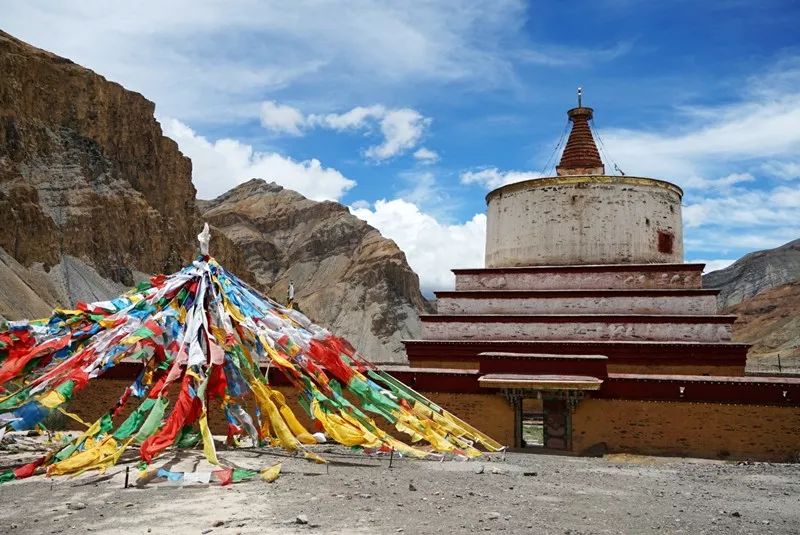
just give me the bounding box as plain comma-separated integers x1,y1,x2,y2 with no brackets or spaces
704,238,800,372
200,179,432,363
725,280,800,366
703,238,800,309
0,30,249,318
0,31,431,362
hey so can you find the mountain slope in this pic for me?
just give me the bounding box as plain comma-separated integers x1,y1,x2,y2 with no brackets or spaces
0,29,249,318
199,179,432,363
725,280,800,372
703,238,800,309
703,238,800,372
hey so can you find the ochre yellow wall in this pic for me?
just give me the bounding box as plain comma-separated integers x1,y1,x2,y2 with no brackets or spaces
63,379,513,450
572,399,800,462
521,397,543,413
424,392,515,447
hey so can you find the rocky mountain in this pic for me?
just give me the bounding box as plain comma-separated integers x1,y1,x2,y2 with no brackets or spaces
0,30,249,319
724,280,800,370
703,238,800,309
199,179,432,363
0,31,430,363
704,238,800,372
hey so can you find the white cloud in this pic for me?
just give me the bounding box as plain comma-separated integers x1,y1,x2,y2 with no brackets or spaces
599,60,800,184
309,106,386,130
2,1,525,123
517,41,633,66
460,167,543,190
682,184,800,258
691,259,737,274
413,147,439,164
683,187,800,230
349,200,371,210
770,185,800,208
680,172,755,190
272,103,432,161
364,109,430,160
351,199,485,293
761,160,800,180
162,118,355,201
259,101,306,135
395,171,444,209
685,227,796,254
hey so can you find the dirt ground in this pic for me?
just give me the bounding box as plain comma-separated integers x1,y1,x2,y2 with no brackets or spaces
1,435,799,535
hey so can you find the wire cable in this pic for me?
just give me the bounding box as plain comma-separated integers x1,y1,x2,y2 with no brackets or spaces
590,118,624,175
539,117,570,176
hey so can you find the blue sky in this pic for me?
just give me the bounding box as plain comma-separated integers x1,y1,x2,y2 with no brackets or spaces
4,1,800,293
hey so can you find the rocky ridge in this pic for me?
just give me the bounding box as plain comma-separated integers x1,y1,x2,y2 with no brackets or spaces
724,280,800,370
0,31,431,363
0,30,249,318
199,179,433,363
703,238,800,371
703,238,800,309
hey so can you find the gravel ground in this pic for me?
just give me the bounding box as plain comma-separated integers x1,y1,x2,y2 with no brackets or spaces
0,438,798,535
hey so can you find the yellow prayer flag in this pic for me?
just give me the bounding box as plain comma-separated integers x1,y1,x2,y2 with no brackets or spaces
260,463,281,483
303,451,328,464
199,412,219,465
37,390,66,409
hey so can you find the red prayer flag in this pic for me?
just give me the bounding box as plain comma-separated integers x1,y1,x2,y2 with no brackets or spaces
140,375,202,463
212,467,232,486
13,456,44,479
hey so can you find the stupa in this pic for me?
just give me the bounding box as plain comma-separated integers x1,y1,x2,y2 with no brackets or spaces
397,95,799,458
406,97,747,377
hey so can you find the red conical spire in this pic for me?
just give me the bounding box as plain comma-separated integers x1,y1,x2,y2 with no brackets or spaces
556,90,605,176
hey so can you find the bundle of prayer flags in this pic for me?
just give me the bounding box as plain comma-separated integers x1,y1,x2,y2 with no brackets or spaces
0,227,502,483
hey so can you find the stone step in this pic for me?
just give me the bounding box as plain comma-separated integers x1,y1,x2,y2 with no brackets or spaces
434,289,718,315
419,314,735,343
453,263,705,291
403,339,749,376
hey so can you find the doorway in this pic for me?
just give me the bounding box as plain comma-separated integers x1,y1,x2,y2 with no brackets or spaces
513,393,572,451
521,397,544,447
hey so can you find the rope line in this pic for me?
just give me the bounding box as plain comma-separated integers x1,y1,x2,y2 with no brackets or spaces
539,117,570,176
590,118,624,175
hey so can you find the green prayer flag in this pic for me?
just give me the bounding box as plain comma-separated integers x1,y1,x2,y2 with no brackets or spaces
329,379,343,398
348,378,398,422
136,280,152,292
231,468,257,482
0,390,30,411
175,426,201,448
130,326,155,340
134,397,169,443
113,398,156,440
98,413,114,436
297,393,311,416
55,442,79,462
55,380,75,401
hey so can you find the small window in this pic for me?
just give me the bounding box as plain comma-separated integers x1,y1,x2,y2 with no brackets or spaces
658,230,674,254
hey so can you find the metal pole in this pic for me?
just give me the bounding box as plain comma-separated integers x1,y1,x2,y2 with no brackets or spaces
389,448,394,469
124,466,130,489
